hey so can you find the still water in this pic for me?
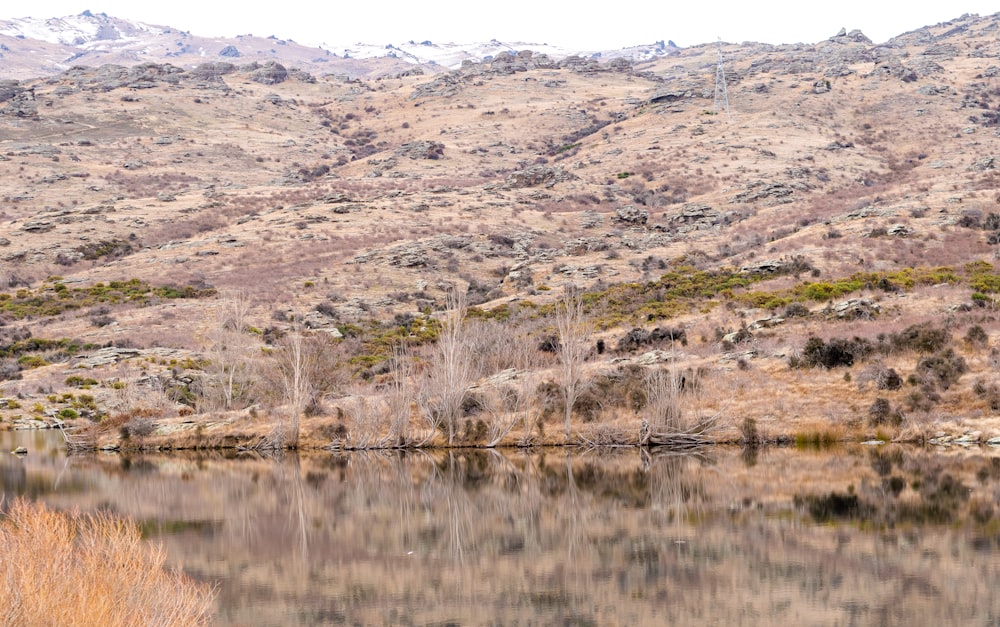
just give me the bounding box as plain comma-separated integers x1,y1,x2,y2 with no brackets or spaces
2,429,999,625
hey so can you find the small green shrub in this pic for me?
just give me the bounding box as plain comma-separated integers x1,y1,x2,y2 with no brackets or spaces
65,376,99,388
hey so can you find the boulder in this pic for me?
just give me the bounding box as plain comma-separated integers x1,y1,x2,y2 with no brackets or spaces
614,205,648,226
829,298,880,320
395,141,445,160
504,166,576,188
250,62,288,85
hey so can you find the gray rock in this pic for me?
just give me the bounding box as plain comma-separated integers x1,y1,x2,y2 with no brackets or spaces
395,141,445,160
614,205,648,226
504,166,576,188
829,298,880,320
740,260,784,275
22,220,54,233
250,62,288,85
812,80,831,94
732,181,806,204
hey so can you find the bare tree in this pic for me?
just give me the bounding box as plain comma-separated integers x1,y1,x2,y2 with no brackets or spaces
641,367,719,447
204,289,255,411
420,288,473,445
272,330,314,448
473,318,543,446
340,385,393,450
386,343,415,446
555,287,592,438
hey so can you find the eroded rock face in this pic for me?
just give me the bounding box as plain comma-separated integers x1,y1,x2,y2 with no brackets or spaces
0,80,23,103
0,85,36,117
829,298,881,320
614,205,648,226
396,141,445,160
250,62,288,85
190,62,236,81
504,166,576,188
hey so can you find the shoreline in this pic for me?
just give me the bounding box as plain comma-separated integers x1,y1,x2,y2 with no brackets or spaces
6,416,1000,452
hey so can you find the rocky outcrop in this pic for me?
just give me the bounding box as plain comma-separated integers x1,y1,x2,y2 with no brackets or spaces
613,205,648,226
395,141,445,160
828,298,880,320
189,62,236,81
504,166,577,189
249,61,288,85
0,83,36,117
731,181,808,205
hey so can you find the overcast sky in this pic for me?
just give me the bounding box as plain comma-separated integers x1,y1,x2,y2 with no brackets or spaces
3,2,998,49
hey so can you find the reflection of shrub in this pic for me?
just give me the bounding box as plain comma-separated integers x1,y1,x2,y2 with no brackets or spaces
800,491,868,522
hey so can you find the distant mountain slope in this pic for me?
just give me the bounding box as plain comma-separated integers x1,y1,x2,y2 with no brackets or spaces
0,12,680,80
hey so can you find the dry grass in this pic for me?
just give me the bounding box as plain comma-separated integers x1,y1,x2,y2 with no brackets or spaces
0,498,216,626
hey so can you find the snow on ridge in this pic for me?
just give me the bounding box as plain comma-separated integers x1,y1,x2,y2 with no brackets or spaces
323,39,587,69
0,13,677,70
0,14,164,47
319,38,677,69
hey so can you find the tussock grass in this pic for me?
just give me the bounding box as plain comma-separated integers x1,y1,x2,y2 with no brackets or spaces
0,498,216,626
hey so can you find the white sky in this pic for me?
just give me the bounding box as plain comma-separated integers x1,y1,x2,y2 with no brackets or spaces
3,2,998,50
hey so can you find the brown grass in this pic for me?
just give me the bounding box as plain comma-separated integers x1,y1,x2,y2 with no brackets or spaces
0,498,216,626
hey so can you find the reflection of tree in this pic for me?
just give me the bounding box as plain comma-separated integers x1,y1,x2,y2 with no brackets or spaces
644,449,710,533
425,452,476,565
267,454,310,565
565,451,582,560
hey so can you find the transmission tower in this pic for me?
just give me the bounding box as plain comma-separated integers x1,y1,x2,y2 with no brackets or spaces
713,38,731,119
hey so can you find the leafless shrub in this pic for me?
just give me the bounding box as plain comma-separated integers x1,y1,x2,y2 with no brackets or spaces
856,360,903,391
555,287,592,438
340,390,390,449
641,367,718,447
385,344,415,446
203,290,256,411
419,288,473,445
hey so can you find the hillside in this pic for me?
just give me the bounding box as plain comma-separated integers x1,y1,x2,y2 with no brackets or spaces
0,11,678,81
2,11,1000,448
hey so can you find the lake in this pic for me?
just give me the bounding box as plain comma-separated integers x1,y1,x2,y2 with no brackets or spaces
2,429,999,625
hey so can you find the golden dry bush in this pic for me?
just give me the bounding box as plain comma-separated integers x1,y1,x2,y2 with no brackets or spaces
0,499,215,627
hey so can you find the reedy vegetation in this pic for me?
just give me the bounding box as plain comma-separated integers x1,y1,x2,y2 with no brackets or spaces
0,498,215,626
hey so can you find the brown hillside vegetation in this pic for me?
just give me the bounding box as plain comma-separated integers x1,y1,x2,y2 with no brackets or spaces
3,12,1000,447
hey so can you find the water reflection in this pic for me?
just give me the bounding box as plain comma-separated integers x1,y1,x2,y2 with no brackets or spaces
2,430,999,625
